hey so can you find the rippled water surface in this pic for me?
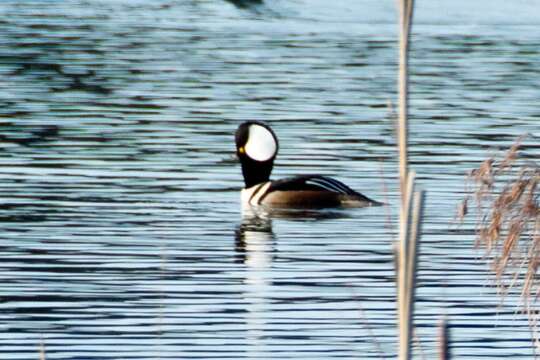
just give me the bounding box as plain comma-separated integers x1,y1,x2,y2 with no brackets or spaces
1,0,540,358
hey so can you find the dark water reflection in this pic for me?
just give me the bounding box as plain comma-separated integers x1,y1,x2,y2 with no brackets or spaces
1,0,540,359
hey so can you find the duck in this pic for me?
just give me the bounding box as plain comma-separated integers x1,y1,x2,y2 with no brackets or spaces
235,121,381,208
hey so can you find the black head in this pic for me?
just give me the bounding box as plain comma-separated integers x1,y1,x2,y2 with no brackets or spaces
235,121,279,188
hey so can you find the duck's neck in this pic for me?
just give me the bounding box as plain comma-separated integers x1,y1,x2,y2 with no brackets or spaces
241,159,273,188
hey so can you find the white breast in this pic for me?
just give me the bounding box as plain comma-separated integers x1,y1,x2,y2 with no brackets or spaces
241,182,271,206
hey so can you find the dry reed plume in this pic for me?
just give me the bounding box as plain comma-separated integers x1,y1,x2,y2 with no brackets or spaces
458,134,539,322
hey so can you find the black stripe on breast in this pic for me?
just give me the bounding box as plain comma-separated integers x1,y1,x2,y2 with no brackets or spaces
249,182,267,204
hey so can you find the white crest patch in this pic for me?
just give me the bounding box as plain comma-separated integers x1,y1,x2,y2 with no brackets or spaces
244,124,277,162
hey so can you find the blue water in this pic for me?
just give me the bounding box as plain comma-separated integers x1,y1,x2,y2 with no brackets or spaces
0,0,539,358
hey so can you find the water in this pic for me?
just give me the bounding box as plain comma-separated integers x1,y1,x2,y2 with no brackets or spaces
1,0,539,358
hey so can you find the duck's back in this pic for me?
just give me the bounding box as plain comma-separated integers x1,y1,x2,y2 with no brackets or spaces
242,175,380,208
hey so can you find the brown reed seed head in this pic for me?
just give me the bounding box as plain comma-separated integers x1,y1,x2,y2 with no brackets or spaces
460,134,540,314
456,197,468,222
523,177,539,218
496,134,525,174
475,158,494,185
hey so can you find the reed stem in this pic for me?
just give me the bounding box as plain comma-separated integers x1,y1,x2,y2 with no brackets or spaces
438,316,450,360
398,0,414,205
396,1,418,359
39,340,46,360
398,172,416,359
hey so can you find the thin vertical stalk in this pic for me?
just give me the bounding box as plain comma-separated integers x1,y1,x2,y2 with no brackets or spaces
398,171,416,294
438,316,450,360
405,190,424,356
39,339,46,360
397,1,416,359
398,189,424,360
398,172,416,360
407,190,424,295
398,0,414,205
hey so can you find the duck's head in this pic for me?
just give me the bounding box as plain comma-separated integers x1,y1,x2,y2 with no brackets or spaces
235,121,279,188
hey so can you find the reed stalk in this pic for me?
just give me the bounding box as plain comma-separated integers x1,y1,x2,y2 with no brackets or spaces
39,340,46,360
438,316,450,360
395,0,424,359
397,174,413,359
398,0,414,203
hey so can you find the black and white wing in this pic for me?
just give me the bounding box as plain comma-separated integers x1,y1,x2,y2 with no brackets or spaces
268,175,373,201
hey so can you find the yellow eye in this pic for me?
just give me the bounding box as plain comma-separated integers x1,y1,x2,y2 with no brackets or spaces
238,146,245,154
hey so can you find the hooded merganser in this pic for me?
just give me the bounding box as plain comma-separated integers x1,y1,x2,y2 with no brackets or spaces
235,121,381,208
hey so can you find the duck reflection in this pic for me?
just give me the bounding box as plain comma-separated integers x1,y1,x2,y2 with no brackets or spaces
236,208,275,357
236,206,352,356
235,208,275,265
236,205,353,263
